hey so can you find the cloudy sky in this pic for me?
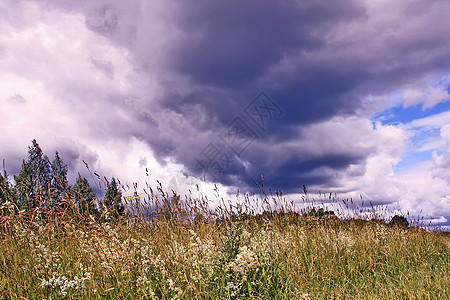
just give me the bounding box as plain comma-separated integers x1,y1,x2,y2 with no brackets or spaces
1,0,449,226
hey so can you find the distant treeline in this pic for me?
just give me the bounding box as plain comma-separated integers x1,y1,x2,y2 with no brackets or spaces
0,139,410,228
0,139,124,220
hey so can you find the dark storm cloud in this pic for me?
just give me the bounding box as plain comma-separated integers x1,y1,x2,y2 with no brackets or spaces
17,0,450,195
268,63,365,128
133,0,367,190
221,131,371,193
140,0,450,192
169,0,364,89
263,153,367,192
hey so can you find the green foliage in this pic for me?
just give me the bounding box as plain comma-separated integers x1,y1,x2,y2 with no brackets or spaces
0,171,15,205
12,140,70,209
50,151,68,204
13,160,37,208
71,174,98,218
103,177,124,219
26,139,52,197
389,214,409,228
12,139,53,209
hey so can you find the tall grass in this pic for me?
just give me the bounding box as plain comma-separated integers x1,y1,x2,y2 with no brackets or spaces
0,185,449,299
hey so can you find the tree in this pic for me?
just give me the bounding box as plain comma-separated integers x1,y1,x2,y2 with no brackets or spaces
103,177,124,219
50,151,68,204
25,139,52,207
388,215,409,229
13,160,36,208
0,171,17,214
13,140,54,209
27,139,52,192
71,174,98,217
0,173,6,203
0,171,14,204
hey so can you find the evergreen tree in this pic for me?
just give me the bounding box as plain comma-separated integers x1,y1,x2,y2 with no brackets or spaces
0,171,12,203
0,173,5,203
50,151,68,204
13,160,36,208
0,172,16,214
27,139,52,204
13,139,52,209
388,215,409,229
0,169,17,213
103,177,124,219
71,174,97,217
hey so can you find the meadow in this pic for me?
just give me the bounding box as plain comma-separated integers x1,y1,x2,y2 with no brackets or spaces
0,188,449,300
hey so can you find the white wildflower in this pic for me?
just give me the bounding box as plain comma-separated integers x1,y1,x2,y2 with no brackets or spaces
228,245,259,280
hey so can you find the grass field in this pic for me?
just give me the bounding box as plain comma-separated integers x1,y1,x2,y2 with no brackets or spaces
0,193,449,300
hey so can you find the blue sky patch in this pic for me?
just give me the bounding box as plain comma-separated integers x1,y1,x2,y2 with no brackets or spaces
372,100,450,126
393,150,433,173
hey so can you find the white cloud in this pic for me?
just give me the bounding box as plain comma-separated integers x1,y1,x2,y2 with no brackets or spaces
0,3,148,179
431,124,450,184
327,121,407,197
289,114,449,224
0,1,228,202
262,113,448,224
323,119,450,224
395,161,450,223
398,110,450,162
403,84,449,110
297,117,376,156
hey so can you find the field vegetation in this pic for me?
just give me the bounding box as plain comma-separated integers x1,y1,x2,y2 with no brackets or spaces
0,140,448,299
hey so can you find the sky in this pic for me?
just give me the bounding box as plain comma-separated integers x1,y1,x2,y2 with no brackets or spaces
1,0,449,227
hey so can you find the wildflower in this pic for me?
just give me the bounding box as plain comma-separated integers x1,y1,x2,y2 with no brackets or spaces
228,245,259,280
40,279,50,289
337,231,355,251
